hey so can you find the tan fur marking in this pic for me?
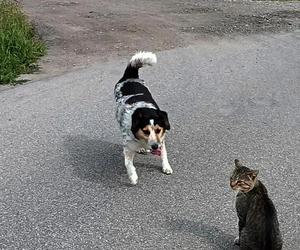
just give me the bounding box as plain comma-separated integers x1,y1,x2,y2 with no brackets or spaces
154,125,165,143
135,125,166,143
135,128,149,141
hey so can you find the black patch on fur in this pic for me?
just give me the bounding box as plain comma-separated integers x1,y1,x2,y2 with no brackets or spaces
158,110,170,130
118,64,139,82
125,94,158,107
121,81,149,96
121,81,159,108
131,108,170,135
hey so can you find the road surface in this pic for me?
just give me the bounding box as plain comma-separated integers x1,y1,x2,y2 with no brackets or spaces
1,31,300,249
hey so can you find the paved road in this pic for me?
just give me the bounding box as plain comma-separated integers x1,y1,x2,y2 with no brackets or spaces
1,32,300,249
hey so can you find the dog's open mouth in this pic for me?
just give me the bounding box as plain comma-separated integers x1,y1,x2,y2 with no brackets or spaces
150,149,161,156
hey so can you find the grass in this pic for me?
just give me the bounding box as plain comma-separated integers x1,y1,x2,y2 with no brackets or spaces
0,0,46,84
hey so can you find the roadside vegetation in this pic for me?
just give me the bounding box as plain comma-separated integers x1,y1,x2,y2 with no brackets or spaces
0,0,46,84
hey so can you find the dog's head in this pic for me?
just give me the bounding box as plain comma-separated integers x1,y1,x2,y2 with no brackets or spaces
131,108,170,152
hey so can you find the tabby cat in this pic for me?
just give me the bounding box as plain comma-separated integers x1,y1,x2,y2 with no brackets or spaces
230,159,282,250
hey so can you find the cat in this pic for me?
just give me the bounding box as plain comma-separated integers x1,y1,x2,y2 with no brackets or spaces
230,159,282,250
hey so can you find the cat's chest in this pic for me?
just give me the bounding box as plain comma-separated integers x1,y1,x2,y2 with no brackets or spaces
236,192,250,218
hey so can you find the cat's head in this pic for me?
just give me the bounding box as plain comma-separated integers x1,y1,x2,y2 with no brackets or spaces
230,159,259,193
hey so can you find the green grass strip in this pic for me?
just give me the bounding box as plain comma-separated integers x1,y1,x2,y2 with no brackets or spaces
0,0,46,84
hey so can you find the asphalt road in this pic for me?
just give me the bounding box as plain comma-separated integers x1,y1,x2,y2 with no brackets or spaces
1,32,300,249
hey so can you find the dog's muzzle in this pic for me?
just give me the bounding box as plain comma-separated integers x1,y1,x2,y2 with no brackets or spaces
150,143,162,156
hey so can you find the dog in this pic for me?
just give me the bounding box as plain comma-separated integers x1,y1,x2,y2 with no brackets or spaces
114,51,173,185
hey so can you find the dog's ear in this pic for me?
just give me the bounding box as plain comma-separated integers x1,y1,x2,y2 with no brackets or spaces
131,109,143,134
158,110,170,130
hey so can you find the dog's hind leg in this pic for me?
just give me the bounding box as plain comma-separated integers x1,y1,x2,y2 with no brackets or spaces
161,141,173,175
124,147,138,185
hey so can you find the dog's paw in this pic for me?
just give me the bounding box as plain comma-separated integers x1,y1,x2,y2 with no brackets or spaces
162,163,173,175
136,148,149,155
129,173,138,185
234,237,240,245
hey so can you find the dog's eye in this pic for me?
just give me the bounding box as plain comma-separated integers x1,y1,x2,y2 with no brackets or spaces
155,129,161,134
143,130,150,136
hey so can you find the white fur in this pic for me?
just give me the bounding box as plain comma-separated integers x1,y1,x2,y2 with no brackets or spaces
124,147,138,185
161,141,173,174
130,51,157,68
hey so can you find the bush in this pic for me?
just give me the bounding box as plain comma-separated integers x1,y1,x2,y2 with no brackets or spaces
0,0,46,84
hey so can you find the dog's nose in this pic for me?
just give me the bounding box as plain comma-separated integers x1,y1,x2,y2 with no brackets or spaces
151,144,159,150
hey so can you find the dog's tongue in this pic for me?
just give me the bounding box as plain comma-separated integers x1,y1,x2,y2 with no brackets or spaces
151,149,161,156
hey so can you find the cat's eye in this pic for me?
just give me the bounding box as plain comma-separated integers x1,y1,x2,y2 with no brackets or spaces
155,128,161,134
143,130,150,136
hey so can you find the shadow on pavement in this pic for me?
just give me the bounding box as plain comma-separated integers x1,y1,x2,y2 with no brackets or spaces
63,135,162,188
166,216,239,250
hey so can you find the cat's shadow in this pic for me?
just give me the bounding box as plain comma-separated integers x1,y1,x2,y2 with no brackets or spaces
63,135,162,188
166,216,239,250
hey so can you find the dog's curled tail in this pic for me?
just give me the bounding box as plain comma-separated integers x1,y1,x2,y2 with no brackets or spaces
120,51,157,81
130,51,157,68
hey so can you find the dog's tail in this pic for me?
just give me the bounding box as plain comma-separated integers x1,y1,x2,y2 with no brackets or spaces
119,51,157,81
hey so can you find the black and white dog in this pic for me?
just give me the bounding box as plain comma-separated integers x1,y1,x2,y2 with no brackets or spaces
114,52,173,185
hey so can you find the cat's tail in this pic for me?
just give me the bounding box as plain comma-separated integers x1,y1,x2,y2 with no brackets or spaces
119,52,157,81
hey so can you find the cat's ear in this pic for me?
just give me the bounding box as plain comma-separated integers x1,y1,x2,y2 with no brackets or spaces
248,170,259,180
234,159,242,168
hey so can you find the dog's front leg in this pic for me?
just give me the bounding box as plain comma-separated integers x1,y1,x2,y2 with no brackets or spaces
161,141,173,175
124,147,138,185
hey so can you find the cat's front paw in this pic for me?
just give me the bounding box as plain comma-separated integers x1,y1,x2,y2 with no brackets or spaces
234,237,240,245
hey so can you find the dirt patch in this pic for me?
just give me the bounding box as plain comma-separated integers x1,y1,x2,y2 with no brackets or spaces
172,6,222,14
181,10,299,36
19,0,300,81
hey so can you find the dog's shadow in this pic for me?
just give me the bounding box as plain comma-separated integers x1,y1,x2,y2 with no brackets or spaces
166,216,239,250
63,135,161,188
